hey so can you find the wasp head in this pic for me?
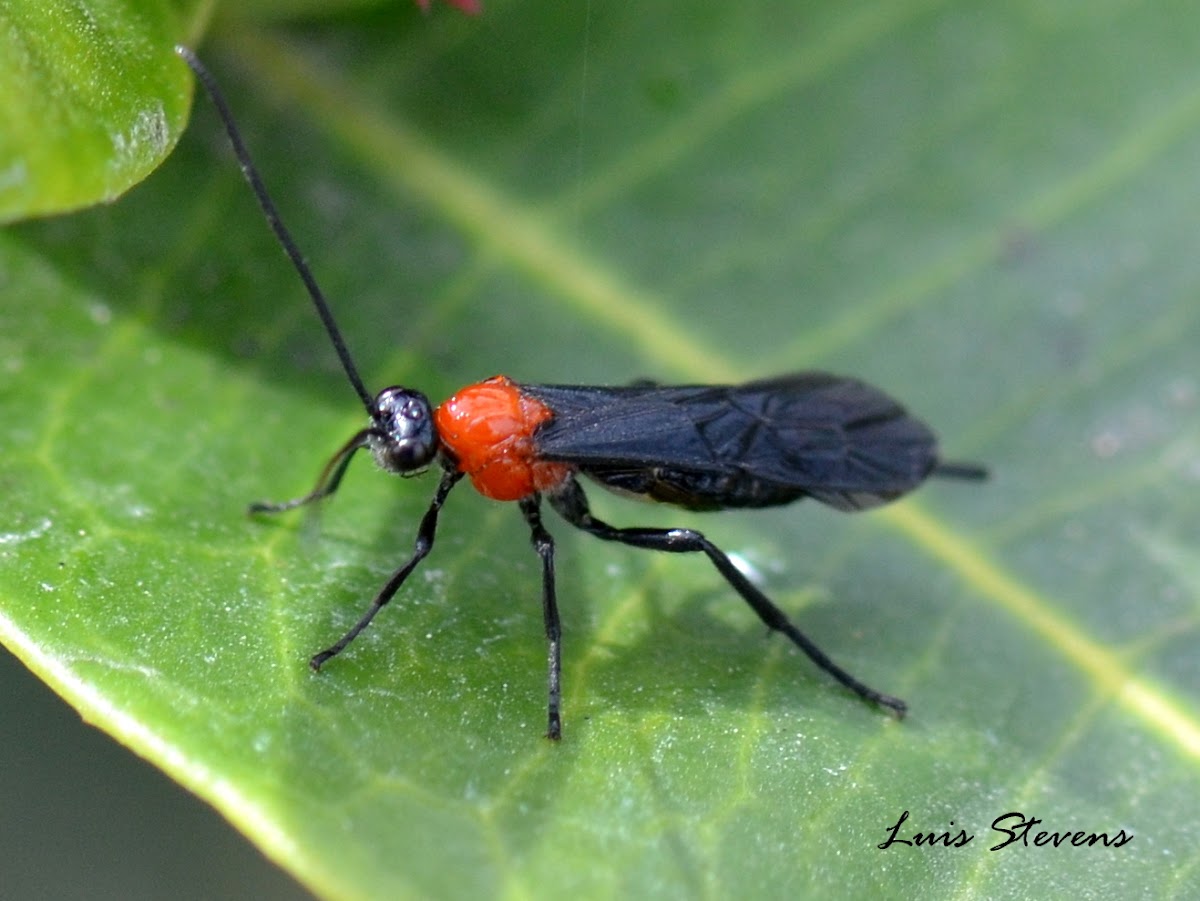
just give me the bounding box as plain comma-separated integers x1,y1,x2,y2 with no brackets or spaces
369,386,439,474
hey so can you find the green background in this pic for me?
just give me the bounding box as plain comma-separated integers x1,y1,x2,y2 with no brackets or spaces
2,1,1198,898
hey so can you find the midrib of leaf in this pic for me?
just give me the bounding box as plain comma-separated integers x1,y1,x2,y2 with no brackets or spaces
884,501,1200,760
222,28,734,383
209,27,1200,767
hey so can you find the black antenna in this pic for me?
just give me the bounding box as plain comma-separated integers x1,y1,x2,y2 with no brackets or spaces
175,45,376,415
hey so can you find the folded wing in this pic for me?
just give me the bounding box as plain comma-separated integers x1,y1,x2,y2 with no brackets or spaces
525,373,943,511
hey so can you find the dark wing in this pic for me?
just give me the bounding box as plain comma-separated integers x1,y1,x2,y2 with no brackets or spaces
523,374,942,511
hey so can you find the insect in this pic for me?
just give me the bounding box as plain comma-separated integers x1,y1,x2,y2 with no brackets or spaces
178,47,986,739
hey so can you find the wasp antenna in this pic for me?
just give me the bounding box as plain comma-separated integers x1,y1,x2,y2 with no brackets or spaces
176,45,376,415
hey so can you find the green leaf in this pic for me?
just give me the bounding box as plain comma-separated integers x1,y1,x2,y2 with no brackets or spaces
3,2,1199,898
0,0,202,222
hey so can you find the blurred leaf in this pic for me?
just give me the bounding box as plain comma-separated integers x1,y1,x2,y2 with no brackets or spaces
0,0,202,222
3,2,1199,899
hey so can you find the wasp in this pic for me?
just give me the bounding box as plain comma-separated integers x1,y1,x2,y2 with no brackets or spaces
179,47,985,739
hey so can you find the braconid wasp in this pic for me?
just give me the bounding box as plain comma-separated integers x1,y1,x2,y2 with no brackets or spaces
178,46,986,740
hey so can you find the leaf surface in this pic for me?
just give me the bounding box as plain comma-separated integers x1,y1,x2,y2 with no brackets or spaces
2,3,1199,898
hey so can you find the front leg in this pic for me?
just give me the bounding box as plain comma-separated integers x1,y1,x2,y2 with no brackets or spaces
249,428,373,514
310,467,463,670
519,496,564,740
548,477,906,717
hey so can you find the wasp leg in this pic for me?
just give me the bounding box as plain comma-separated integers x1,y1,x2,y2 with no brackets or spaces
249,428,373,514
519,497,564,741
548,477,907,717
309,468,462,670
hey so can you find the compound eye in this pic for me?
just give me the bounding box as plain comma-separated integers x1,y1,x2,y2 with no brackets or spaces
370,387,438,473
